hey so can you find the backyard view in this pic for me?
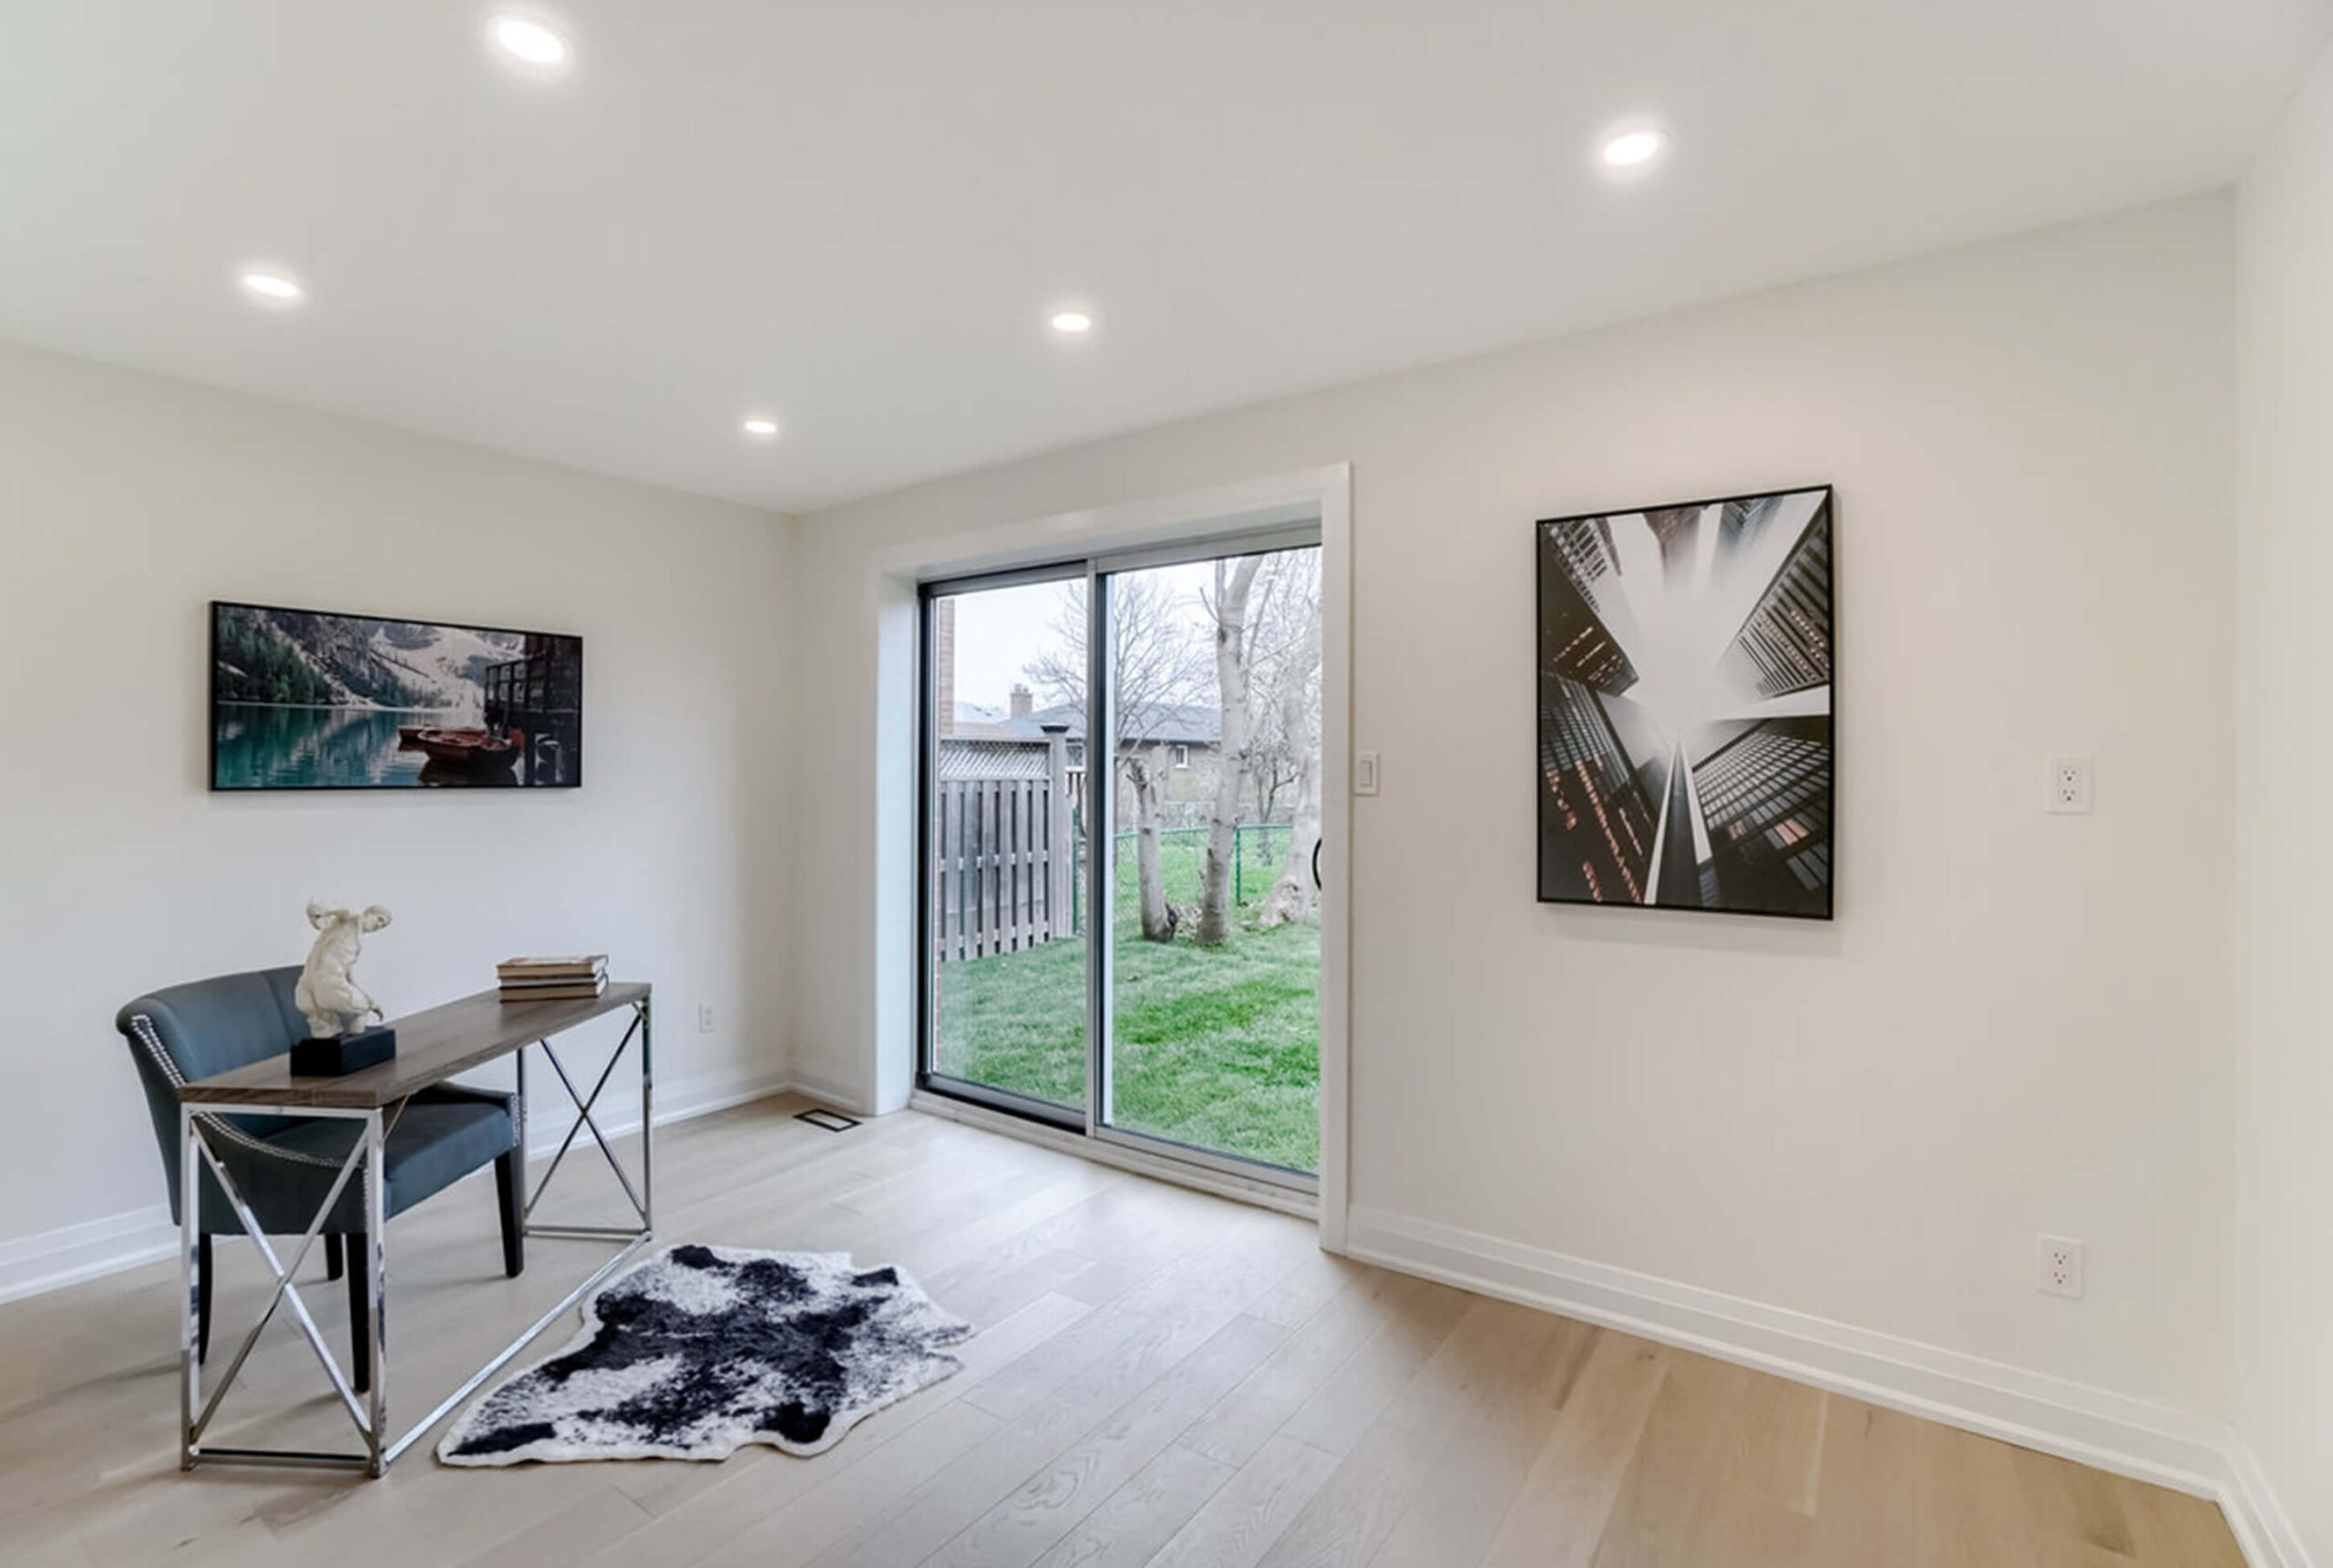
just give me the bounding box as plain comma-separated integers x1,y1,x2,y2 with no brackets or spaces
928,547,1322,1173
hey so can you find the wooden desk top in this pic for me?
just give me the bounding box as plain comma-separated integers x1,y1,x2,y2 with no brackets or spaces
177,983,651,1111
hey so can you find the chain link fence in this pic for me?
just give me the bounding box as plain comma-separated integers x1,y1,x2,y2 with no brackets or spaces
1071,825,1301,932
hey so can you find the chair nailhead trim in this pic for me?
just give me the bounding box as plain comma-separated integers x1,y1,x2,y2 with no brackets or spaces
128,1014,350,1172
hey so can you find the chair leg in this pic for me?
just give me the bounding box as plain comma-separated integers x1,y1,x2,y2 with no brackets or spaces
346,1230,370,1395
325,1233,344,1282
196,1234,212,1365
494,1148,525,1278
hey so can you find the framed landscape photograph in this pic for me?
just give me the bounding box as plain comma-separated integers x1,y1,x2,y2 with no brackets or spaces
211,601,583,791
1536,486,1833,918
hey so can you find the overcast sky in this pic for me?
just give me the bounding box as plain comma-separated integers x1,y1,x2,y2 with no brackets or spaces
949,563,1215,713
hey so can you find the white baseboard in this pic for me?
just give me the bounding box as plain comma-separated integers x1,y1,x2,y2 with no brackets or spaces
520,1066,797,1161
785,1064,871,1117
0,1204,180,1306
2221,1432,2316,1568
1345,1204,2305,1565
0,1071,797,1310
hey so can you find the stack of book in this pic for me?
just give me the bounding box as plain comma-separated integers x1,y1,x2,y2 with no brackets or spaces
498,955,609,1001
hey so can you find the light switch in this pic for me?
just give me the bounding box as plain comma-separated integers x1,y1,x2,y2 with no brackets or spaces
1354,752,1381,795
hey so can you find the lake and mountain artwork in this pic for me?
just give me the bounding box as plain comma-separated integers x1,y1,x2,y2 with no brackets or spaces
211,602,582,790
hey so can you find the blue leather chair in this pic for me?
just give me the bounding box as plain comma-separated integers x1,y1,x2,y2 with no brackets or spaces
117,967,524,1391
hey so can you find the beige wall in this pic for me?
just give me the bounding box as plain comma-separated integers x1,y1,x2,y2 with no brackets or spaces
0,178,2285,1522
789,197,2239,1423
2235,37,2333,1566
0,342,794,1289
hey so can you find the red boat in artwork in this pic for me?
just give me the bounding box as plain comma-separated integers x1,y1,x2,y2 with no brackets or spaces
397,726,522,772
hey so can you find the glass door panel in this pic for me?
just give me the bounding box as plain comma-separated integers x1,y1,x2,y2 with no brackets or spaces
1099,546,1322,1174
923,574,1089,1118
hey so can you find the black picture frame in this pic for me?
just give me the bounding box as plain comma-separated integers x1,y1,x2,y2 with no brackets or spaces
1534,485,1835,921
209,600,585,792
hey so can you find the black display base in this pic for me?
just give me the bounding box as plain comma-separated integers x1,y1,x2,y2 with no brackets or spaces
291,1025,397,1077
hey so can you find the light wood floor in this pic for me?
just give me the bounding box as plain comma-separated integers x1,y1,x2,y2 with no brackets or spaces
0,1095,2243,1567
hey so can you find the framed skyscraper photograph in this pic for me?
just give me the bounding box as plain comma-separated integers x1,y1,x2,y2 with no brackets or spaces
1536,486,1834,919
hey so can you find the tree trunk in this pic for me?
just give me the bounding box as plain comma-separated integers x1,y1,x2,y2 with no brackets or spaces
1126,751,1173,942
1197,557,1262,947
1259,612,1322,928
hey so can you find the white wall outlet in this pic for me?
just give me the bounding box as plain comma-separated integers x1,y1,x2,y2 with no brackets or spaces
696,1003,716,1035
2037,1235,2085,1298
2046,754,2093,815
1354,751,1381,795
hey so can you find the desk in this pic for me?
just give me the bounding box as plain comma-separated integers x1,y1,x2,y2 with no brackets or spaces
175,983,653,1475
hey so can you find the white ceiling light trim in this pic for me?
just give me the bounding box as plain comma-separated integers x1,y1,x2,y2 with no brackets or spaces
237,269,304,306
488,13,571,71
1599,127,1669,173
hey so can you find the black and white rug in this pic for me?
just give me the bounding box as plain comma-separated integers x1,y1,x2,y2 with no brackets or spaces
437,1244,971,1466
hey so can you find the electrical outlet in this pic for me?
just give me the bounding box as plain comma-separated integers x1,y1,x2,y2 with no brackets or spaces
2046,754,2093,815
696,1003,716,1035
1354,752,1381,795
2037,1235,2084,1298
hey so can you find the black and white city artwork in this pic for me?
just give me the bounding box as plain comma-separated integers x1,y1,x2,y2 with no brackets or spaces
1536,486,1834,919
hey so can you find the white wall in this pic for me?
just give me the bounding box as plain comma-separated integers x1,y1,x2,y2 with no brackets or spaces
2235,39,2333,1568
0,342,793,1286
789,199,2238,1432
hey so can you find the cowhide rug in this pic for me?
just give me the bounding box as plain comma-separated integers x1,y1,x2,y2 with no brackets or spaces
437,1244,971,1465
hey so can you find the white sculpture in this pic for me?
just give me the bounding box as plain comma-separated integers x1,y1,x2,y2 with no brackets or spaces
296,900,392,1040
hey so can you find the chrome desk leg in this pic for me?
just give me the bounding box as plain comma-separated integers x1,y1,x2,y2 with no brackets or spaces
640,995,653,1235
525,1008,651,1241
363,1109,387,1477
178,1104,200,1471
382,1005,653,1467
377,1005,657,1466
180,1104,375,1471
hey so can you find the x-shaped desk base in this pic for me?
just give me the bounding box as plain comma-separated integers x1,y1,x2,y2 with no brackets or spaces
179,996,652,1475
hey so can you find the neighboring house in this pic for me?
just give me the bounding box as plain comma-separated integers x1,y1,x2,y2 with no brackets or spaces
942,685,1225,830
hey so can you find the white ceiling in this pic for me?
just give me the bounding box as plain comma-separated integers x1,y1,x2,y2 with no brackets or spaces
3,1,2325,514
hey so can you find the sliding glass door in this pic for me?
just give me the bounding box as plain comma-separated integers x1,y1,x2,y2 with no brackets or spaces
921,565,1090,1122
920,533,1322,1187
1095,548,1322,1177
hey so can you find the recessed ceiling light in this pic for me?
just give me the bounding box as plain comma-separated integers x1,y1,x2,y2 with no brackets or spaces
1600,128,1666,169
742,416,780,439
490,15,570,67
239,270,303,304
1050,311,1094,334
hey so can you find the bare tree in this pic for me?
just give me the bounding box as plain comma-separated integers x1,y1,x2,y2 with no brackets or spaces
1196,550,1321,943
1239,553,1321,835
1244,671,1302,826
1256,562,1322,927
1024,577,1207,943
1195,556,1264,946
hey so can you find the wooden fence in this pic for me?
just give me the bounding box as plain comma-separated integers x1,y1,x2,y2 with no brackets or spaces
934,774,1076,962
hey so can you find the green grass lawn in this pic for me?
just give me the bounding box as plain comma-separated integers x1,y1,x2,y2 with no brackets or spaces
931,871,1321,1173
